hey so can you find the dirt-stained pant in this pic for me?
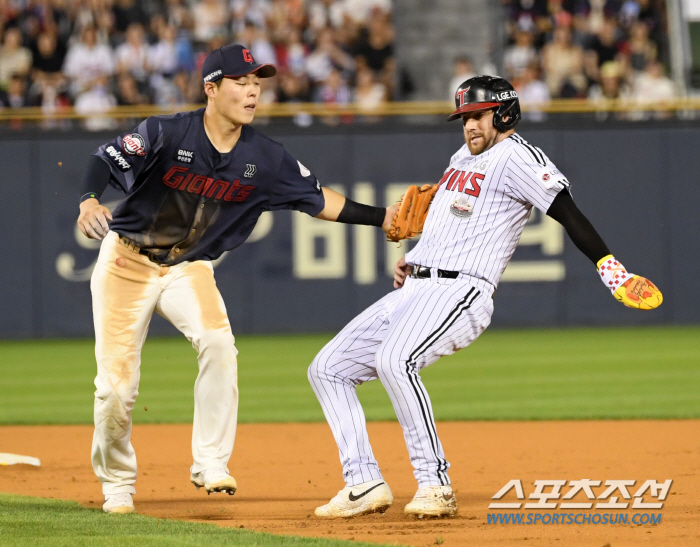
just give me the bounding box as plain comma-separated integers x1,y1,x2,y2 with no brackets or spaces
91,231,238,495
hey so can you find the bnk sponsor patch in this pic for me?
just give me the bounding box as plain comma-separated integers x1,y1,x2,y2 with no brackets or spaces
175,149,195,163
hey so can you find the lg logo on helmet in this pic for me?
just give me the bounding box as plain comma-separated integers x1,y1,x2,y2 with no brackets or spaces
496,91,518,101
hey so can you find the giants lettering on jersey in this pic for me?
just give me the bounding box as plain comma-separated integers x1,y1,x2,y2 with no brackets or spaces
438,168,483,197
162,166,254,202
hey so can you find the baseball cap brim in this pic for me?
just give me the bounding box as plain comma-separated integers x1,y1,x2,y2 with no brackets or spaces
225,63,277,79
447,102,500,121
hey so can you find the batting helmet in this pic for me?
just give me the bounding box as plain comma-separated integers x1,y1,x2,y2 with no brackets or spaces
447,75,521,131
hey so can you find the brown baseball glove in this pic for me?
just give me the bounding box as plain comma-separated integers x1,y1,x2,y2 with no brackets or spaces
386,184,438,242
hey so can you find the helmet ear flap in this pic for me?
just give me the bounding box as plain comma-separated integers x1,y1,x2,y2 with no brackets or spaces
492,100,521,132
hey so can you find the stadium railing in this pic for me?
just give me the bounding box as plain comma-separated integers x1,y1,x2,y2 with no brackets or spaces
3,99,700,122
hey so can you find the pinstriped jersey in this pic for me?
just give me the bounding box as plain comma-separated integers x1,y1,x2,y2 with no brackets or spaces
405,133,570,287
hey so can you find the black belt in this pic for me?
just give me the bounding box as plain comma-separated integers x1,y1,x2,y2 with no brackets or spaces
410,265,459,279
119,235,150,256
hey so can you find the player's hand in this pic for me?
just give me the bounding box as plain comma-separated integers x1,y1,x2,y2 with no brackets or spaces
78,198,112,240
393,256,411,289
382,203,400,234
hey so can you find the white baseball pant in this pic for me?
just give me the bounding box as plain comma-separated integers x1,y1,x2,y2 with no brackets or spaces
308,274,493,488
91,231,238,495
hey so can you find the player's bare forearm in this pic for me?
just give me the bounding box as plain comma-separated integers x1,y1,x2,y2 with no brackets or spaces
393,256,411,289
316,187,347,221
78,198,113,240
316,187,399,232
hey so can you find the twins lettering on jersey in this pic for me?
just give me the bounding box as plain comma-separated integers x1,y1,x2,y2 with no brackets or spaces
438,168,483,197
162,165,255,202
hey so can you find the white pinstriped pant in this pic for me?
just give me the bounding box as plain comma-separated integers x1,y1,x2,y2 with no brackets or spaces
308,274,494,488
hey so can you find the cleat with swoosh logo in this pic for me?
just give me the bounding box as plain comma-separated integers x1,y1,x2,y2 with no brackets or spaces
315,479,393,518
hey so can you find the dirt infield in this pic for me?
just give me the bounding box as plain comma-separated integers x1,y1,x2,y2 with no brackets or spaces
1,421,698,546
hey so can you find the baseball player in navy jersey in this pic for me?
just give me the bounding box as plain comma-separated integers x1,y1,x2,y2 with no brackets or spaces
77,44,398,514
308,75,662,518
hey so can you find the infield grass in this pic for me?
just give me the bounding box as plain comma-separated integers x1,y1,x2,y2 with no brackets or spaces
0,494,373,547
0,326,698,425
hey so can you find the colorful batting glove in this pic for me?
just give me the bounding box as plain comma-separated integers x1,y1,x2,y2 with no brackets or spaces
596,255,663,310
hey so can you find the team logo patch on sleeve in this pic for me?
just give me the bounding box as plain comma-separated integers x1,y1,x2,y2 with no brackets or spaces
121,134,147,156
175,149,195,163
536,166,569,190
298,161,311,177
105,145,132,171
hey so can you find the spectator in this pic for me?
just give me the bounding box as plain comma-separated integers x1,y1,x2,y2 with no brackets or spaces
305,27,354,85
192,0,229,44
275,28,308,76
626,20,657,73
588,60,631,101
62,26,115,96
354,10,394,74
74,75,118,131
31,31,66,77
308,0,346,34
514,61,550,122
344,0,392,25
633,60,674,102
0,27,33,86
316,67,351,104
148,24,179,77
115,23,150,84
0,74,30,108
116,72,150,106
230,0,271,36
277,71,311,102
585,17,623,73
112,0,149,35
447,55,475,101
504,29,538,81
542,26,586,97
353,65,386,110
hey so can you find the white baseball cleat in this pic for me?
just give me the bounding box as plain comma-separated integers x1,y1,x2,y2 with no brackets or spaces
404,485,457,518
315,479,394,518
103,493,135,514
190,467,238,495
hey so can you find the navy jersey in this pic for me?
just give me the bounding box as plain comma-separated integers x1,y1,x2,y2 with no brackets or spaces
92,108,325,265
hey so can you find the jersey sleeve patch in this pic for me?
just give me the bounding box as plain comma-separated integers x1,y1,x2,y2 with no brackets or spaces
298,160,311,177
536,165,569,189
121,133,147,156
105,145,132,171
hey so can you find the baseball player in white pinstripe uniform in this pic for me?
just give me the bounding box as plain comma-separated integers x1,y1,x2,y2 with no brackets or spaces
308,76,662,519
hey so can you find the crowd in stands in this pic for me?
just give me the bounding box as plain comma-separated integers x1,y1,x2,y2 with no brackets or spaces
0,0,395,125
499,0,676,115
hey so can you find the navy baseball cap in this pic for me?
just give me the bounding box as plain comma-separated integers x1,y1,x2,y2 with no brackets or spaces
202,44,276,85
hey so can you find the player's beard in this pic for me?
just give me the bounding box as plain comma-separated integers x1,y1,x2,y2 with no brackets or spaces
465,131,498,155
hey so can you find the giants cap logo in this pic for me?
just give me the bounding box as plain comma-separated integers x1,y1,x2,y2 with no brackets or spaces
122,133,146,156
243,48,254,63
456,86,470,106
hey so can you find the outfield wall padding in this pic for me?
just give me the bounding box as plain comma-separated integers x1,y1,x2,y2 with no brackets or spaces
0,124,697,338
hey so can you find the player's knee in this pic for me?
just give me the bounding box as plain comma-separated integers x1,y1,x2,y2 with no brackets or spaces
308,355,326,383
375,348,402,379
308,351,345,384
197,329,236,358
